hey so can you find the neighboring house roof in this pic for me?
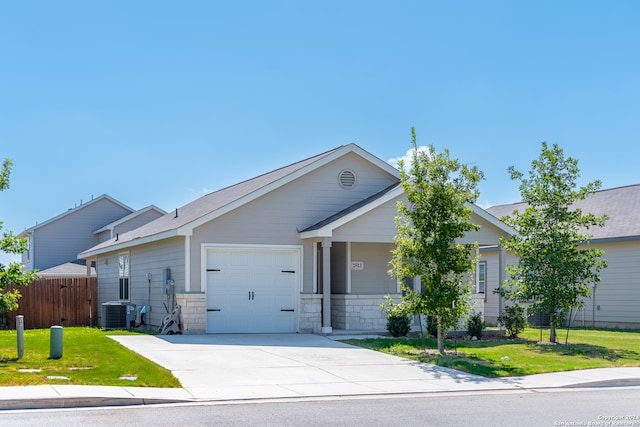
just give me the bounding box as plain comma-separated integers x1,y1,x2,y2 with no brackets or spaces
93,205,167,235
38,262,97,277
18,194,135,237
486,184,640,241
79,144,401,258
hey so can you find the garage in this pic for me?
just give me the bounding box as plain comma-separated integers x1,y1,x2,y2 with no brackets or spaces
205,246,300,333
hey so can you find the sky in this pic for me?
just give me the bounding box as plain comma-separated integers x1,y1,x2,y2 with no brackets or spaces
2,1,640,266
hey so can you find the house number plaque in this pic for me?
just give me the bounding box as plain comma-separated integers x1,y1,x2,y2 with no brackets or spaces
351,261,364,270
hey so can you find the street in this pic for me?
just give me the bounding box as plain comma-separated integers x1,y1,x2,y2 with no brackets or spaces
3,387,640,427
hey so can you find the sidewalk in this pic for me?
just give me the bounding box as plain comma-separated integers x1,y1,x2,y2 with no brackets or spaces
1,333,640,410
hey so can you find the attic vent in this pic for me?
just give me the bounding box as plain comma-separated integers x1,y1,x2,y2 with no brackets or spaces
338,169,357,189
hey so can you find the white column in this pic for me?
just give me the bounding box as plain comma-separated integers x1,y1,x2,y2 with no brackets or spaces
498,244,506,322
346,241,352,294
321,238,332,334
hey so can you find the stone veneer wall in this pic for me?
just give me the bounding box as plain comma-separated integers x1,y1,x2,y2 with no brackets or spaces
299,295,322,333
331,294,401,331
176,293,206,334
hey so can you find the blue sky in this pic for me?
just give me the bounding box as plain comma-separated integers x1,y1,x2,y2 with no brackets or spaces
2,1,640,265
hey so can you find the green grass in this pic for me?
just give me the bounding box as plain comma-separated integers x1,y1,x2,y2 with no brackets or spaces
0,327,181,387
342,328,640,378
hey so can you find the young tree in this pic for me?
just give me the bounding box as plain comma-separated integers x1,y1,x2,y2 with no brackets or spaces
498,142,607,343
387,128,484,355
1,158,38,312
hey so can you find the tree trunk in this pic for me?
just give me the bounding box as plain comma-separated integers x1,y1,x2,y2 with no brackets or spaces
549,313,557,343
437,317,445,355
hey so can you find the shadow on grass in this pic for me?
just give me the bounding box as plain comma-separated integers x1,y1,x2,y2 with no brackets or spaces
525,340,640,362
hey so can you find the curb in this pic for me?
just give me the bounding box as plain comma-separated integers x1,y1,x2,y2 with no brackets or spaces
0,397,192,411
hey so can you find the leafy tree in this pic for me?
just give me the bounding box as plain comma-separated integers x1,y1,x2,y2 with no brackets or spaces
497,142,607,343
386,128,484,355
1,158,38,312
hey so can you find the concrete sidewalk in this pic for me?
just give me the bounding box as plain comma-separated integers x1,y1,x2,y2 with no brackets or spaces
2,333,640,410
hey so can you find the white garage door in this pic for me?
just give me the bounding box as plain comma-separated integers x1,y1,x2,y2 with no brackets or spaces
205,247,299,333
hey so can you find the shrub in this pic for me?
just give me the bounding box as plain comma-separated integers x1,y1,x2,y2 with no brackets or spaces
466,311,486,340
498,305,527,337
386,315,411,337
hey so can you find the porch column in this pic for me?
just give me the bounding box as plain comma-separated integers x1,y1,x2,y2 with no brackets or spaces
498,244,506,323
321,238,332,334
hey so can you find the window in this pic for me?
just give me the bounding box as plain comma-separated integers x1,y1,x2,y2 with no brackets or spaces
118,253,130,300
477,261,486,294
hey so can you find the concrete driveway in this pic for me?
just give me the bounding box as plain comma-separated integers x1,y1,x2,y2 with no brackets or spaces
109,334,640,402
109,333,496,400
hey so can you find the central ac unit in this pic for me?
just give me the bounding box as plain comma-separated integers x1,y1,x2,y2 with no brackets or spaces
101,301,137,330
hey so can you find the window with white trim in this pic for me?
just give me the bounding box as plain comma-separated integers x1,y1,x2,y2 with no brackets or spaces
477,261,486,294
118,252,130,300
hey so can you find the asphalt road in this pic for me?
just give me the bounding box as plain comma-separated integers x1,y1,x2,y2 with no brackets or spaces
3,387,640,427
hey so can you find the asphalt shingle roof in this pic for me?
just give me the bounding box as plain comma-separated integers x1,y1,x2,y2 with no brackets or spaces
486,184,640,241
80,146,343,255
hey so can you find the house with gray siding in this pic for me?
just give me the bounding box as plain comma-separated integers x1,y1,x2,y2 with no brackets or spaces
484,184,640,329
19,194,165,274
79,144,514,334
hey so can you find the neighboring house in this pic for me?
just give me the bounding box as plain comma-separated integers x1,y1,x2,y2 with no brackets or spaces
79,144,514,334
484,184,640,329
19,194,166,274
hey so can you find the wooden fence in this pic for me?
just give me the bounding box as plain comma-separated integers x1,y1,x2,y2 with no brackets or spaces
3,277,98,330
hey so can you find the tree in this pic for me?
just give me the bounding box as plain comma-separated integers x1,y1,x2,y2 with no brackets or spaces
386,128,484,355
497,142,607,343
1,158,38,312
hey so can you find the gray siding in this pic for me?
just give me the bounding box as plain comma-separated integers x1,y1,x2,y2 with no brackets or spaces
350,243,396,295
189,152,399,293
30,198,132,271
96,237,185,329
482,241,640,328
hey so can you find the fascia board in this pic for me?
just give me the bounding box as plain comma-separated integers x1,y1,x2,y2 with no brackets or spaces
78,230,179,259
299,185,404,239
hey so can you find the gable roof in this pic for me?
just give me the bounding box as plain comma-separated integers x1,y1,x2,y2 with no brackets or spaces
19,194,134,237
300,182,516,240
486,184,640,241
79,144,400,258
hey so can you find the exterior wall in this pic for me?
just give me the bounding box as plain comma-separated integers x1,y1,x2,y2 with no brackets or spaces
332,199,399,243
330,242,348,294
26,198,133,271
331,294,401,330
573,241,640,329
349,242,396,295
300,295,322,333
482,240,640,328
176,293,206,334
188,152,399,294
95,237,185,329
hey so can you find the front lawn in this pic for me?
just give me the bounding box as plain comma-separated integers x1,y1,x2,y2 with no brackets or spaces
0,327,181,387
341,328,640,378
